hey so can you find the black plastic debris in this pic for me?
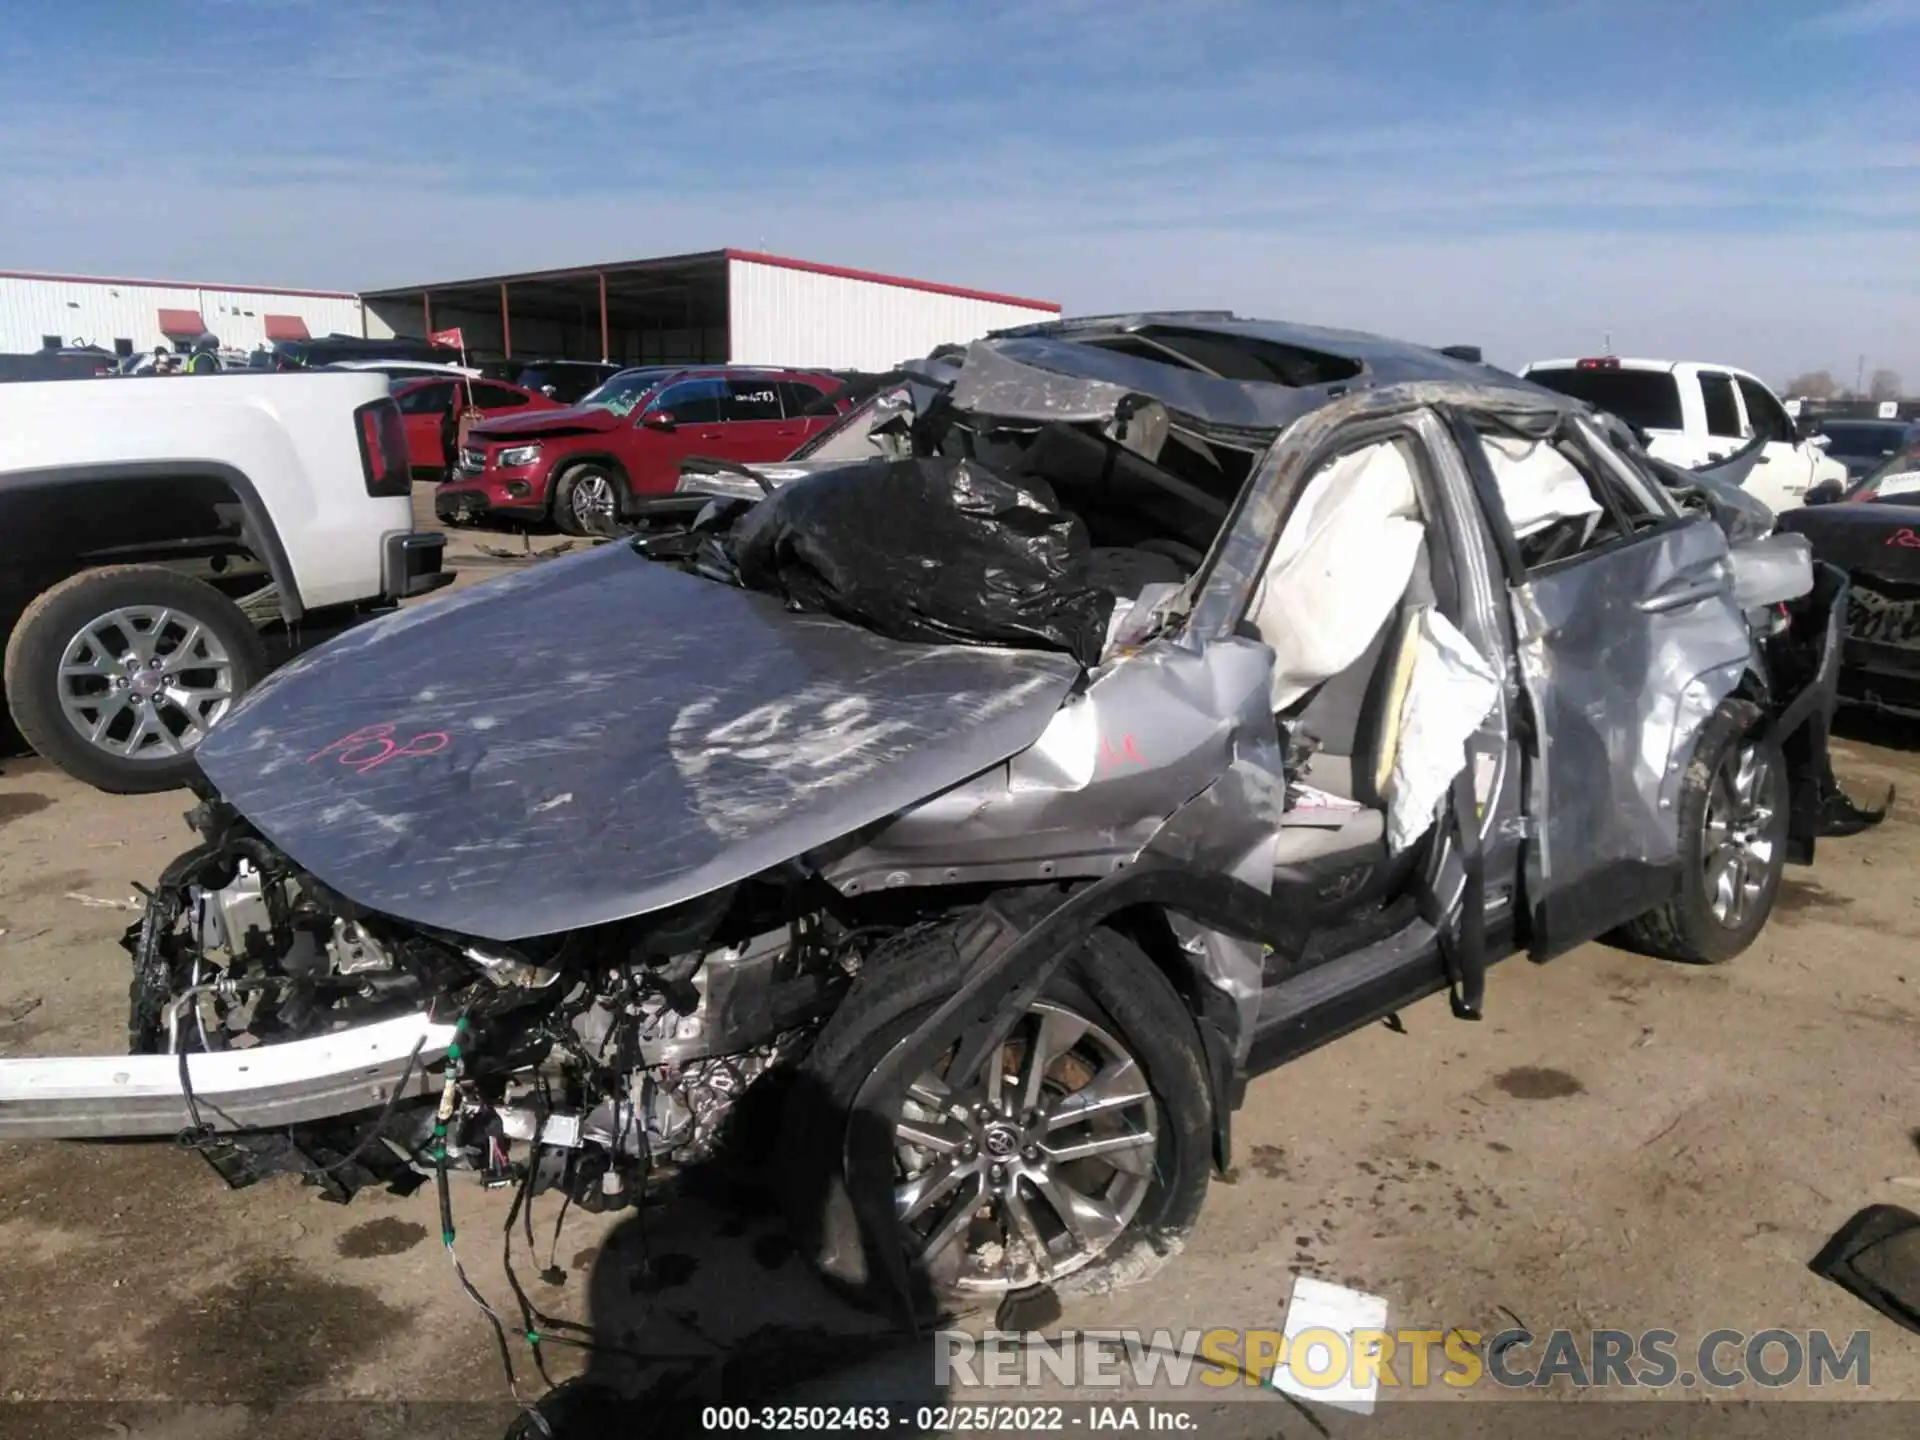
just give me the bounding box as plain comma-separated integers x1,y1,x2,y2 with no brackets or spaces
1810,1204,1920,1334
728,456,1115,665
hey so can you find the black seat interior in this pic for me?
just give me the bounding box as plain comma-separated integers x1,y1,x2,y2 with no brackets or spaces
1015,421,1230,554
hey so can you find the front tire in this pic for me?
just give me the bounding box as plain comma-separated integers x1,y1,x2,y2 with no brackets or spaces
780,918,1212,1314
1617,701,1789,963
552,464,623,536
3,566,268,794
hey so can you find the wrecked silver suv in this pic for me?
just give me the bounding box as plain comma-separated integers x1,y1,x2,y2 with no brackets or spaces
0,315,1867,1314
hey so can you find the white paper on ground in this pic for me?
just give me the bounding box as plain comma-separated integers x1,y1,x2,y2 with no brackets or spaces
1269,1274,1391,1414
1385,608,1501,853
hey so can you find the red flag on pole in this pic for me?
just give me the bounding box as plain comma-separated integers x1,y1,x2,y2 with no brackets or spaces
429,326,468,369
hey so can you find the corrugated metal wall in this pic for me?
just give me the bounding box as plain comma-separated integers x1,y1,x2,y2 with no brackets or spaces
0,276,365,355
726,258,1057,370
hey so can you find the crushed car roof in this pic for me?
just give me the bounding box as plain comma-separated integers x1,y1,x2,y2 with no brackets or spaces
977,312,1571,433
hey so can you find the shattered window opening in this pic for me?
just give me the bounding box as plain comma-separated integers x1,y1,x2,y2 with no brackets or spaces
1078,334,1213,373
1473,418,1665,574
1130,326,1364,387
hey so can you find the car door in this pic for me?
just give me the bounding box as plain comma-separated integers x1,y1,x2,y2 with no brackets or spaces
777,379,842,451
394,381,456,477
1455,411,1753,957
716,377,793,461
629,377,729,493
1735,374,1817,511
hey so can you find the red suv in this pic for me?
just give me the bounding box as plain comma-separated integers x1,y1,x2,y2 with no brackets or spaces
435,366,845,534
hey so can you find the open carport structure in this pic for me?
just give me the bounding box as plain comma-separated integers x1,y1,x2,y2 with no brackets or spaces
361,248,1058,373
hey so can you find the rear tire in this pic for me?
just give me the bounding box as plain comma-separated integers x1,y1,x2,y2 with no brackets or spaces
3,566,268,794
779,916,1212,1315
1616,700,1788,963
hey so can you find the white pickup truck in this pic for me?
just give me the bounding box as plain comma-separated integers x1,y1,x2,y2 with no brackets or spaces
1521,356,1849,514
1,371,450,792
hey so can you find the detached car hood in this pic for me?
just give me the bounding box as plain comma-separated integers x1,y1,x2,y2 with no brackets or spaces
470,405,623,441
192,545,1078,941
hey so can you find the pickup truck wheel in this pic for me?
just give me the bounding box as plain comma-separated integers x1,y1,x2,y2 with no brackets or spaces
3,566,268,794
552,464,623,537
780,920,1211,1316
1615,701,1788,964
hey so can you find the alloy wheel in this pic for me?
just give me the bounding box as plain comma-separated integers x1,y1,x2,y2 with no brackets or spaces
1701,742,1778,929
571,473,617,528
884,1000,1158,1296
55,606,236,761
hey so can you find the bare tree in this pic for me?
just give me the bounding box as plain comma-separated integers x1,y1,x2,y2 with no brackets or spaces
1784,369,1838,399
1869,368,1903,402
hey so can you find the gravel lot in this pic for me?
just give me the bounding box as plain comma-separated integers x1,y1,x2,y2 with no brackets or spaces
3,497,1919,1434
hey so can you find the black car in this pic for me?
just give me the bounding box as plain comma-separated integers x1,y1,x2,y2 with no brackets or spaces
1782,441,1920,717
1812,418,1920,482
269,335,463,370
502,359,625,404
0,346,122,382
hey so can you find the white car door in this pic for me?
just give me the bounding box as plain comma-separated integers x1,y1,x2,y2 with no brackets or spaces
1734,374,1821,511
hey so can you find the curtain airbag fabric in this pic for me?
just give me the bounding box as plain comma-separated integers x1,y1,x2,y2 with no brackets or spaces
1385,608,1501,853
1251,442,1425,712
1480,434,1602,540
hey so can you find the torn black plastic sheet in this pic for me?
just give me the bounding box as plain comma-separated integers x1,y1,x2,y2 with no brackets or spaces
729,455,1115,666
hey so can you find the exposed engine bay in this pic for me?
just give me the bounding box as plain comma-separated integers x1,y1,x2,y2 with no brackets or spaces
124,795,859,1209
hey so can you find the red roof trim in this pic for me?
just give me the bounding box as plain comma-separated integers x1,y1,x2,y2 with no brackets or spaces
722,249,1060,312
263,313,312,340
0,269,359,300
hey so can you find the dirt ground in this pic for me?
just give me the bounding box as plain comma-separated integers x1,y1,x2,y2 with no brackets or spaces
4,497,1920,1434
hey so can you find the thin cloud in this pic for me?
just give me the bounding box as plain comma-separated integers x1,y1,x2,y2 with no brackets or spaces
1808,0,1920,32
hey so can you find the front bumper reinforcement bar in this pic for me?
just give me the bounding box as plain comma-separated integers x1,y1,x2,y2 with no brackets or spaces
0,1013,454,1140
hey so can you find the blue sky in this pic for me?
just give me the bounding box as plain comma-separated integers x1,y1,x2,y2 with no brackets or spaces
2,0,1915,382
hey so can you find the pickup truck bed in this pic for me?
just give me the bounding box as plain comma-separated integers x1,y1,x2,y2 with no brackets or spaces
1,372,449,791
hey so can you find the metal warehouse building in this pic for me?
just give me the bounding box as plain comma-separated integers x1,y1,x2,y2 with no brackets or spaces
0,270,366,357
362,249,1060,371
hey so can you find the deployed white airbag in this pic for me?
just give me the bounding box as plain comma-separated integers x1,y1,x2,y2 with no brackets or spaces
1384,609,1501,853
1729,532,1814,609
1480,434,1602,540
1252,441,1425,711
